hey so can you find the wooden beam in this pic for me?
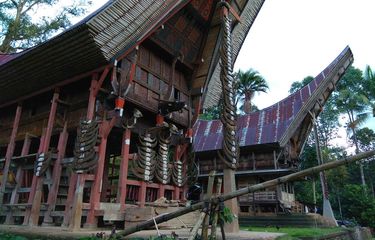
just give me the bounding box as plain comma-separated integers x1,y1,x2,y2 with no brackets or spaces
29,91,60,226
202,171,216,239
118,129,131,211
5,134,31,224
93,66,111,97
0,104,22,204
62,173,78,227
42,123,69,226
85,117,116,227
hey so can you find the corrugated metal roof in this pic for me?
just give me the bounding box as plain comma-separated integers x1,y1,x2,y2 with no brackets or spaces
0,53,19,65
193,46,353,153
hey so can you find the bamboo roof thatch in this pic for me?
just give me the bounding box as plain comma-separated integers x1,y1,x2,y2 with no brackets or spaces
0,0,187,105
0,0,264,108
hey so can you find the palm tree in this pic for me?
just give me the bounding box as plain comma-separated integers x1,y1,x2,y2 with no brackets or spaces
235,69,269,114
363,65,375,116
334,66,371,187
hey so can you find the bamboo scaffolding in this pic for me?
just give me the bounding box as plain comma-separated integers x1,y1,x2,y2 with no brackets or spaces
118,150,375,238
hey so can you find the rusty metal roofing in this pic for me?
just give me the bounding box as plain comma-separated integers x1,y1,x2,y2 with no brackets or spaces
0,53,21,65
193,46,353,152
0,0,188,105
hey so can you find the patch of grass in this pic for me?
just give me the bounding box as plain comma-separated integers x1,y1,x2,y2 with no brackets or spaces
243,226,344,239
0,233,28,240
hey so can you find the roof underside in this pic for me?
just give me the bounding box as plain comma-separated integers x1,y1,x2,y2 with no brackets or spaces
193,46,353,153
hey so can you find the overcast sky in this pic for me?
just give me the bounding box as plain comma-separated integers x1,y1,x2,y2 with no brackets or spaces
86,0,374,140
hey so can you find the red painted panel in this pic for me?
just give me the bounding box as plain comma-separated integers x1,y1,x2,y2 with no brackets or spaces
191,0,214,21
188,27,201,44
175,16,188,32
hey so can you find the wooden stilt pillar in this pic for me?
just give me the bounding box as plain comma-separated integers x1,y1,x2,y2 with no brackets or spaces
42,123,68,225
85,118,115,228
158,185,165,199
28,91,59,226
62,172,78,227
173,187,180,200
223,168,239,233
101,155,110,202
118,129,131,211
69,70,111,229
23,132,46,225
0,104,22,204
68,75,99,229
5,134,31,224
139,181,147,207
69,174,85,230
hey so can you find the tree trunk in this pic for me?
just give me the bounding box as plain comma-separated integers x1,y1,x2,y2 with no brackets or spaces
243,93,252,114
337,194,343,220
243,100,251,114
347,110,366,187
351,127,366,186
0,0,24,53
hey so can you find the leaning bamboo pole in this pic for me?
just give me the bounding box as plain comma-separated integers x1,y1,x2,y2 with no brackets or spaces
118,150,375,238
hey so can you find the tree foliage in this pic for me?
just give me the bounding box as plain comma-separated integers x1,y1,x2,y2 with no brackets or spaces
289,76,314,94
354,127,375,152
200,68,266,119
291,65,375,227
0,0,91,53
234,69,269,114
340,184,375,227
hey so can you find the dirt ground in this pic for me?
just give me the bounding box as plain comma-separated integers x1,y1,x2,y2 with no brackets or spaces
0,224,285,239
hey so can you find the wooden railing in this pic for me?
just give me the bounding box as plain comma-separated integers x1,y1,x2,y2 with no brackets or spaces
239,191,276,202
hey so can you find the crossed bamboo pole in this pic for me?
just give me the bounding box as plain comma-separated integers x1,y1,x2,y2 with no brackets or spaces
117,150,375,238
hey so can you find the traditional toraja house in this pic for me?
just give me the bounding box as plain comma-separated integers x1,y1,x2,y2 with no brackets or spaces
194,46,353,216
0,0,266,230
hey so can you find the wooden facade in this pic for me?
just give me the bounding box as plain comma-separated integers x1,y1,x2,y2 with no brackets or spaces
0,0,265,229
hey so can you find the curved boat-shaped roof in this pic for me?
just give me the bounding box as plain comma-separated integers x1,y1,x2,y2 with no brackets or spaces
0,0,265,110
193,46,353,153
